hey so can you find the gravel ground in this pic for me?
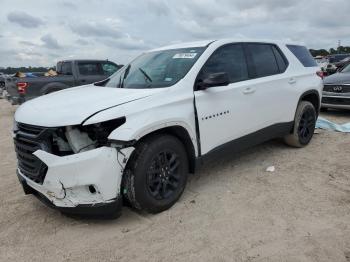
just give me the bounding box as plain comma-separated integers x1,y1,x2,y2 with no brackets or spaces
0,99,350,262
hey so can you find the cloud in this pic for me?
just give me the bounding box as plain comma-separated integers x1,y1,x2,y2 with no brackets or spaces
76,39,89,45
1,0,350,67
61,1,78,9
7,11,44,28
147,0,170,16
19,40,38,47
70,20,123,38
100,36,151,50
41,34,61,49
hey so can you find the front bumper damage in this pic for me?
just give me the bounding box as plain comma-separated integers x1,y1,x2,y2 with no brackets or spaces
17,146,134,217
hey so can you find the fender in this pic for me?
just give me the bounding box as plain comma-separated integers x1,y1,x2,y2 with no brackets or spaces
40,82,70,95
108,120,199,156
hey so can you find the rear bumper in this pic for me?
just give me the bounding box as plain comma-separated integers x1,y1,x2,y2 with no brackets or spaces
5,94,25,105
16,146,135,217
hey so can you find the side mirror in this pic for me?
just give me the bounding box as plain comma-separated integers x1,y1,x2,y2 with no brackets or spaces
196,72,229,90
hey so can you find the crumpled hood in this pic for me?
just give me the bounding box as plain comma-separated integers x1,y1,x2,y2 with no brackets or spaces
324,72,350,85
15,84,162,127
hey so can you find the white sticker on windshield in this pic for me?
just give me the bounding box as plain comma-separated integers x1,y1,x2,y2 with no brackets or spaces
173,53,197,59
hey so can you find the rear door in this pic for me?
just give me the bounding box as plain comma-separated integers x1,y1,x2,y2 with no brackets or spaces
77,61,106,85
244,43,292,126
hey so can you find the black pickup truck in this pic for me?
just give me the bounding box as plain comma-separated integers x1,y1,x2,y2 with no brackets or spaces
5,59,121,105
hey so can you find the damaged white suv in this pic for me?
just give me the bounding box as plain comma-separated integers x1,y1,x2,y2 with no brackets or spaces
14,39,322,217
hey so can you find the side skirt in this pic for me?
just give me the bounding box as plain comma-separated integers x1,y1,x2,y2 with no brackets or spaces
195,121,293,169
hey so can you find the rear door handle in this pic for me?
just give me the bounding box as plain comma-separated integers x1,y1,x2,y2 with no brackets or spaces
288,78,296,84
243,87,256,94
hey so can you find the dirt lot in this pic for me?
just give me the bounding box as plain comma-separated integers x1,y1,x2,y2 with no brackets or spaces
1,99,350,262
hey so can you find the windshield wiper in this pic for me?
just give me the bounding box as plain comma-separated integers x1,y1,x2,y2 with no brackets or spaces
119,64,131,88
138,67,152,83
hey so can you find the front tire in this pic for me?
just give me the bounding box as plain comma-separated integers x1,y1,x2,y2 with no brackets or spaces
123,134,188,213
284,101,316,148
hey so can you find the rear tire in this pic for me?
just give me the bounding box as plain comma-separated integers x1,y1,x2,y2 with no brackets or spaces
122,134,188,213
284,101,316,148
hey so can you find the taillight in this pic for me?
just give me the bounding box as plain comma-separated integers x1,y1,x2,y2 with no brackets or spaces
17,82,28,94
316,71,324,79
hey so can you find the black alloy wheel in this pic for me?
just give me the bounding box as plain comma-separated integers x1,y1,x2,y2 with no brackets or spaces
298,108,316,145
146,150,181,200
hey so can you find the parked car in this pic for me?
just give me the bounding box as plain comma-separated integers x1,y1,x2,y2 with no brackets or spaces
334,56,350,69
13,40,322,218
0,73,5,97
322,63,350,110
314,56,329,76
326,54,350,75
5,60,121,105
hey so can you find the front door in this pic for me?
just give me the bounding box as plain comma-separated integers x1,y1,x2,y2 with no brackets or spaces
194,43,258,154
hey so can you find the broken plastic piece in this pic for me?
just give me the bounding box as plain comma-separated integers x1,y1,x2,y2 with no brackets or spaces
266,166,275,172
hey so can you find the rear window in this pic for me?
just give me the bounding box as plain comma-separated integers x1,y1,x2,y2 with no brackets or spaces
57,62,72,75
287,45,317,67
78,62,104,75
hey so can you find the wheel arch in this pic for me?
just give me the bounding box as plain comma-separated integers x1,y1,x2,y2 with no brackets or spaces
126,125,197,174
298,90,320,115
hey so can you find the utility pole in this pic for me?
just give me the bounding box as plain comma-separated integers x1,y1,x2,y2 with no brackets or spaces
338,40,341,53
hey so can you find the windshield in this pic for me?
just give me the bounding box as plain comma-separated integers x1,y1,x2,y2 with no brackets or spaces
329,55,350,63
340,64,350,73
105,47,206,89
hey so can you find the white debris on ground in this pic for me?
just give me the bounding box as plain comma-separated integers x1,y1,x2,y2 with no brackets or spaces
266,166,275,172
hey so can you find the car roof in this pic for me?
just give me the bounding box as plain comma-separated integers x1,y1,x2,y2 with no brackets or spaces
149,39,301,52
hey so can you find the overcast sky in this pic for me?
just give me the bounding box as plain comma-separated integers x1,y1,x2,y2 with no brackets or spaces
0,0,349,67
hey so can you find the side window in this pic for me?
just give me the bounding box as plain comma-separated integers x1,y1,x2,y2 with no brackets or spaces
286,45,317,67
57,62,72,75
102,62,119,75
198,44,248,84
247,44,279,78
78,62,104,75
272,46,288,72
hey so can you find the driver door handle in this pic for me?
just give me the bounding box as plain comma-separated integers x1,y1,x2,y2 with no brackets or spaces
243,87,256,94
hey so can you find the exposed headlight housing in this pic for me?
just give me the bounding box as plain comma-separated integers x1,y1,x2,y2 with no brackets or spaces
80,117,126,146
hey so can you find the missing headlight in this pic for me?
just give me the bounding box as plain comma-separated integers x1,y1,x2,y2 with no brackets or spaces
80,117,126,147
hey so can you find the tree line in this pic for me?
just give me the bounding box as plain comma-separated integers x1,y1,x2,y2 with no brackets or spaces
309,46,350,57
0,66,54,75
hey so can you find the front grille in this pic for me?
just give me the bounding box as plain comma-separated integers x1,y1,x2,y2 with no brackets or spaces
322,97,350,106
323,85,350,93
14,123,55,184
17,123,44,136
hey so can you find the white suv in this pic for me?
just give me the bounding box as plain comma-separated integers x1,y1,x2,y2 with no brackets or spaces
14,39,322,217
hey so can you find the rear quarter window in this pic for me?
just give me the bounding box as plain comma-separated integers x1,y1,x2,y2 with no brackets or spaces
287,45,317,67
